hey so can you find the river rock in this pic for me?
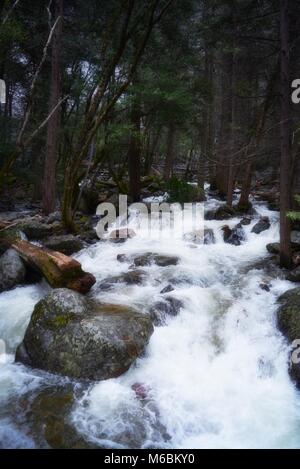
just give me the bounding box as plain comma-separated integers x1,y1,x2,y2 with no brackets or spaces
46,212,62,225
0,249,26,292
133,253,180,267
98,270,146,290
251,217,270,234
160,284,174,294
266,243,280,254
149,297,183,326
205,204,236,221
286,267,300,282
291,231,300,244
23,386,94,449
16,289,154,381
240,217,251,226
19,220,62,240
277,287,300,386
109,228,136,243
183,229,215,245
43,235,84,255
222,223,245,246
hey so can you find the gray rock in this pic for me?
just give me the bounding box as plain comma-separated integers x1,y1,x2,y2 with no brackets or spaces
291,231,300,244
19,220,62,240
286,266,300,282
46,212,62,225
183,229,215,245
43,235,84,255
99,270,146,290
150,297,183,326
133,253,179,267
266,243,280,254
277,287,300,387
251,217,270,234
160,284,174,294
0,249,26,292
240,217,251,226
205,204,236,221
109,229,136,244
222,223,246,246
266,242,300,256
16,289,153,381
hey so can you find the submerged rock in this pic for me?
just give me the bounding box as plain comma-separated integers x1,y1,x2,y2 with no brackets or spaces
183,229,215,245
277,287,300,387
160,284,174,294
43,235,84,256
108,229,136,243
0,249,26,292
99,270,146,290
16,289,153,381
251,217,270,234
149,296,183,326
133,253,180,267
22,386,94,449
222,223,246,246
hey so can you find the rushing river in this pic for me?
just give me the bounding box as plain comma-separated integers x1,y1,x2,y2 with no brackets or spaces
1,192,300,449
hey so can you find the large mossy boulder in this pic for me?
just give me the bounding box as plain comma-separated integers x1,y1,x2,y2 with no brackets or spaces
0,249,26,292
277,287,300,386
43,235,84,256
19,220,62,240
16,289,153,381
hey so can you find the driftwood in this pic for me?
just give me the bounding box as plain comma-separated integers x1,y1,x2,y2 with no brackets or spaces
11,239,95,294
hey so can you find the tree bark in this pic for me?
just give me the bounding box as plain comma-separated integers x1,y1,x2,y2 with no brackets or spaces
280,0,292,268
128,86,141,202
42,0,63,215
164,122,175,182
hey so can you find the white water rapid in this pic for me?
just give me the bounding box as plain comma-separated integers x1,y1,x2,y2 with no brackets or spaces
1,192,300,449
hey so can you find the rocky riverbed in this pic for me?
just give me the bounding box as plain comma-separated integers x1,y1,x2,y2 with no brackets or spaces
1,189,300,449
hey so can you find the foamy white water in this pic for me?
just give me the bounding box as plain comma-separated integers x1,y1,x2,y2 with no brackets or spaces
1,193,300,448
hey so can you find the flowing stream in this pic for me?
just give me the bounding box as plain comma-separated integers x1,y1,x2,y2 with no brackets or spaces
1,192,300,449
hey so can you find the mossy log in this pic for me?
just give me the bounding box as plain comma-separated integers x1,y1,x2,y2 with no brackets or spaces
11,239,95,294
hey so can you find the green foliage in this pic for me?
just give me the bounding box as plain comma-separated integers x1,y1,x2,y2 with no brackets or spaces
287,196,300,221
166,176,204,204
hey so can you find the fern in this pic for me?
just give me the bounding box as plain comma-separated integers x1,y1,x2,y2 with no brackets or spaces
287,195,300,221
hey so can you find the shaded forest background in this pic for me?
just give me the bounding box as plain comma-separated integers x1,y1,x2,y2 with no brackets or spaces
0,0,299,265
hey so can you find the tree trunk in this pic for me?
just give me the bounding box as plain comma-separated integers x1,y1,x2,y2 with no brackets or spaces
164,122,175,182
42,0,63,215
11,240,95,294
280,0,292,268
128,88,141,202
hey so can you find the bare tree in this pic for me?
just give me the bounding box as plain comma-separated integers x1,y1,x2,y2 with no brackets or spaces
42,0,64,215
279,0,292,268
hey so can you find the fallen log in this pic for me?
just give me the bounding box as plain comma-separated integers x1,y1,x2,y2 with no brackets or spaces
11,239,95,294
